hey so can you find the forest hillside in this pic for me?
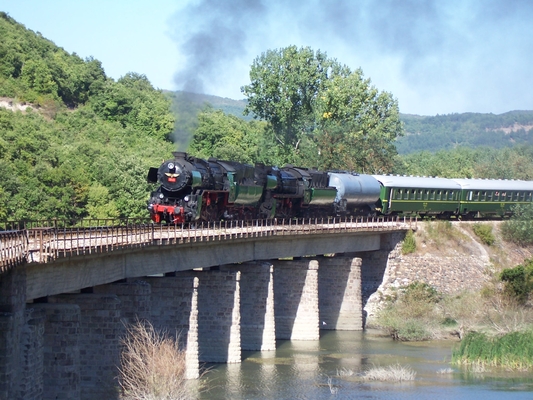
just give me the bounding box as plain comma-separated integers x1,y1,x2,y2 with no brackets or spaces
2,11,533,223
0,12,175,222
170,91,533,154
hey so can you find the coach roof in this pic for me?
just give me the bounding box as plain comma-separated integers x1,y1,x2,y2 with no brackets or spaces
372,175,461,190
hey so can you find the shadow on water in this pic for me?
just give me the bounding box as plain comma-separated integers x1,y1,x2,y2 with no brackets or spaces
199,330,533,400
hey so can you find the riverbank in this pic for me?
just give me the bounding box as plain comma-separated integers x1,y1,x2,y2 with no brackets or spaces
365,220,533,368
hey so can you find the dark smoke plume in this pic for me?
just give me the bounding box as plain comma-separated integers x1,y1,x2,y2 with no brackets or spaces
171,0,533,114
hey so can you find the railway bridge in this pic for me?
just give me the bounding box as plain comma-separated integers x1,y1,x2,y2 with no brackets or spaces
0,216,415,399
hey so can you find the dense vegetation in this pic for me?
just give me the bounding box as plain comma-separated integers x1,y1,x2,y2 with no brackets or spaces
398,111,533,154
170,93,533,157
0,12,175,222
3,11,533,227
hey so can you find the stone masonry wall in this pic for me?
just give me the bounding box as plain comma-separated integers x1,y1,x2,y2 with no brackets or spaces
273,259,319,340
19,306,45,400
49,294,122,400
223,262,276,351
363,230,493,323
196,269,241,363
0,267,26,399
31,303,81,400
318,256,363,331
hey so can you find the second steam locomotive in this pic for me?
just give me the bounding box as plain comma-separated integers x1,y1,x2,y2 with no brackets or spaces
147,152,533,224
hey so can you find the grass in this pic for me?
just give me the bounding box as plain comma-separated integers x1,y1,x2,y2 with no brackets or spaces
402,229,417,254
472,223,496,246
452,330,533,371
417,220,470,253
362,364,416,382
118,320,191,400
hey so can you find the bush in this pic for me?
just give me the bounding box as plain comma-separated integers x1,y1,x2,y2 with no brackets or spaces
501,203,533,246
118,320,190,400
402,230,417,254
376,281,441,341
472,223,495,246
500,259,533,303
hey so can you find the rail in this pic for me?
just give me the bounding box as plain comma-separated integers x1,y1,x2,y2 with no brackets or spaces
0,216,416,271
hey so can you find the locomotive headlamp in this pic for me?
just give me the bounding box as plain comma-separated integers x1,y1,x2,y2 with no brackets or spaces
159,193,164,199
168,162,175,170
184,196,190,202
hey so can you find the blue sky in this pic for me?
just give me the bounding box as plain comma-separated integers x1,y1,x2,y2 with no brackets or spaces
1,0,532,116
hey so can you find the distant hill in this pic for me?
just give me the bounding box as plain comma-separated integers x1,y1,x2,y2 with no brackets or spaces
397,111,533,154
168,90,533,154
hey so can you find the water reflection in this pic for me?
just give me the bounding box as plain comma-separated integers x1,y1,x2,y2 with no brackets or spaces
200,330,533,399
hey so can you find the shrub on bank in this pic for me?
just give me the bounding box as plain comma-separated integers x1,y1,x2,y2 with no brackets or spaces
376,281,441,341
501,203,533,246
118,320,190,400
500,258,533,303
402,230,417,254
472,223,495,246
452,330,533,370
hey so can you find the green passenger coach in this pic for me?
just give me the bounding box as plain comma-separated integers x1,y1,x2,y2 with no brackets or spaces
451,178,533,218
372,175,533,218
372,175,462,217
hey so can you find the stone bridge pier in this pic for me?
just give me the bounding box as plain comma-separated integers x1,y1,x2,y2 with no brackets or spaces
0,232,406,399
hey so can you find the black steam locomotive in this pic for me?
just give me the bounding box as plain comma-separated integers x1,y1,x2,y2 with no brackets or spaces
146,152,380,224
147,152,533,223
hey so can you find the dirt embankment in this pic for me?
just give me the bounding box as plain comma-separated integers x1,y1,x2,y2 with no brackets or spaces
0,97,33,112
365,221,533,319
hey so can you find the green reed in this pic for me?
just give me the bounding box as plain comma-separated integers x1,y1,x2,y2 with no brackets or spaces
452,330,533,370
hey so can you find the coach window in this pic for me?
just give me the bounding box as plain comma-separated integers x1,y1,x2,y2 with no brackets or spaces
520,192,526,201
487,191,493,201
528,192,532,201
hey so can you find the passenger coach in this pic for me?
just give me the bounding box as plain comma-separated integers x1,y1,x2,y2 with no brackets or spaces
451,178,533,218
372,175,462,217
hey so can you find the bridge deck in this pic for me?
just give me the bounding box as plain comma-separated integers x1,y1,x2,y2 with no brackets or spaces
1,216,416,273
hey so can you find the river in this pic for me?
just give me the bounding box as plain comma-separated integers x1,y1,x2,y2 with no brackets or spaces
197,330,533,399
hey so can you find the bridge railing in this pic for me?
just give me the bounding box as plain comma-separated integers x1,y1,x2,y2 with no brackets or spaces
0,230,28,273
1,216,416,266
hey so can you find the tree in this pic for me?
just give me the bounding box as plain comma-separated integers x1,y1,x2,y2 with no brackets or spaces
89,73,175,140
501,203,533,246
188,108,271,164
241,45,402,170
242,46,349,161
314,71,402,172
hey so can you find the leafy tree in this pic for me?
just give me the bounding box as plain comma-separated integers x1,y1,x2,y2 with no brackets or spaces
501,203,533,246
241,45,402,170
242,46,348,160
314,71,402,172
89,73,175,140
0,187,7,220
188,108,271,164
